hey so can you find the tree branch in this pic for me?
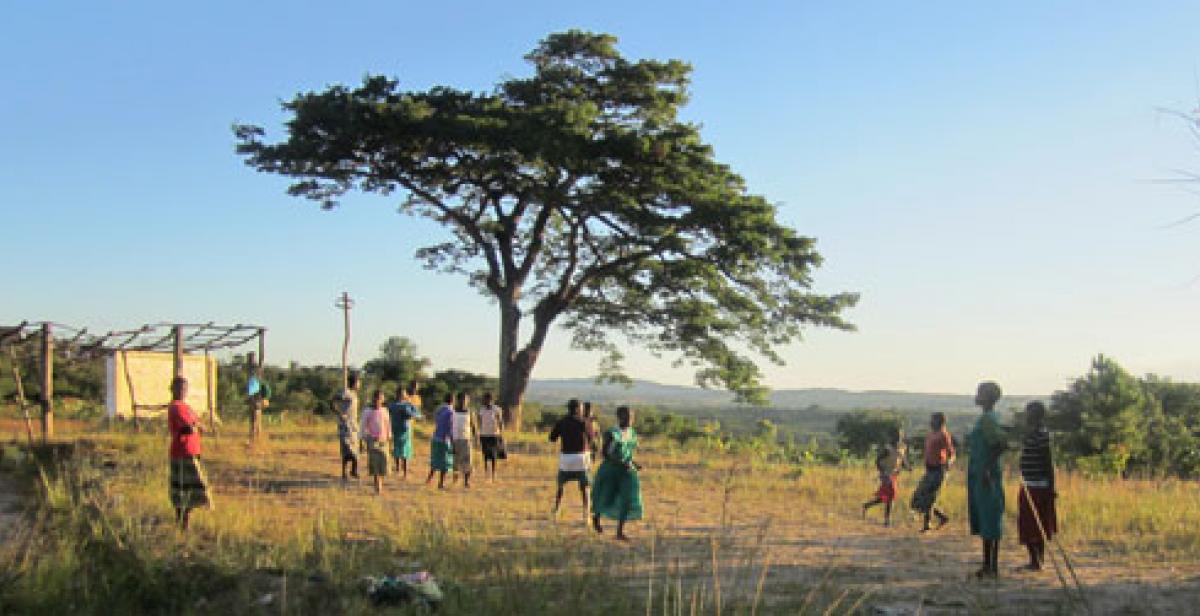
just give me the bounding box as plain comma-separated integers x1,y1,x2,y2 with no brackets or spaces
395,176,504,294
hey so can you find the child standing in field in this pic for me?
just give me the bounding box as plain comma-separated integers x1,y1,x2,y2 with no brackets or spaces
968,381,1007,578
450,392,479,489
426,393,455,488
551,399,594,520
911,412,955,532
361,390,392,494
591,406,643,540
1018,401,1057,571
334,372,361,482
862,427,908,526
167,376,211,530
477,392,505,481
388,384,421,478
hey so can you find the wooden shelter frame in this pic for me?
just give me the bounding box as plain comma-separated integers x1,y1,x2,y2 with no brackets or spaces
1,321,267,442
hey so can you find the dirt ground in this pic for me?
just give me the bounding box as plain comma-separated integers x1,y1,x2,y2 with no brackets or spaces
207,440,1200,615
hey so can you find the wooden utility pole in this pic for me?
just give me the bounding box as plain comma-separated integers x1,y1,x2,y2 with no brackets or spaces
40,323,54,440
334,292,354,389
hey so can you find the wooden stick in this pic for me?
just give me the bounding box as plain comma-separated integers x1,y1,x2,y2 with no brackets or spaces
1019,480,1090,613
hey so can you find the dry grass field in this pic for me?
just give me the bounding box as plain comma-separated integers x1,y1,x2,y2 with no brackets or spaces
1,415,1199,614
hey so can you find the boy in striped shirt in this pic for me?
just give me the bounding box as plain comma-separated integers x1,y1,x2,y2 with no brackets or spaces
1018,401,1057,571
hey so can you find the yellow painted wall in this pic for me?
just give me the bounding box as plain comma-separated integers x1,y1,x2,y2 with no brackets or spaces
105,351,218,420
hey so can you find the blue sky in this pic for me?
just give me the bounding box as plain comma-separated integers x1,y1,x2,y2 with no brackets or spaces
3,1,1199,395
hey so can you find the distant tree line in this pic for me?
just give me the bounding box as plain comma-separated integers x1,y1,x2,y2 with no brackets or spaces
5,341,1198,478
215,336,499,416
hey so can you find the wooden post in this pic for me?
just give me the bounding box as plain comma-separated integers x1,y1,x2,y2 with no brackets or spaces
7,346,35,445
172,324,184,381
334,292,353,389
248,350,262,441
204,348,216,436
121,351,140,432
255,328,265,439
40,323,53,441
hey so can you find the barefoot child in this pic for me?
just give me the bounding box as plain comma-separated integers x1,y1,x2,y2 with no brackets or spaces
862,427,908,526
968,381,1007,578
591,406,643,541
1018,401,1057,571
477,392,505,481
388,384,421,478
426,393,455,488
361,390,392,494
911,412,955,532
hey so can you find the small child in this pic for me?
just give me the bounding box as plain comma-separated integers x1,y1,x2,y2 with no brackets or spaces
1018,401,1057,571
388,384,421,478
477,392,505,481
863,428,909,526
911,412,955,532
334,372,361,482
360,390,392,494
426,393,456,489
450,392,478,489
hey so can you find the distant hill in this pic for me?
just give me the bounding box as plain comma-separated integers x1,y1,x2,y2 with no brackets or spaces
526,378,1040,437
527,378,1039,413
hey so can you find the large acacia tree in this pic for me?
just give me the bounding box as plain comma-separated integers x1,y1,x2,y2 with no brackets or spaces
236,31,858,427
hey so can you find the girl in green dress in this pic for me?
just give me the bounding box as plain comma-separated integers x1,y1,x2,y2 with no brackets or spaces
591,406,643,541
967,381,1007,578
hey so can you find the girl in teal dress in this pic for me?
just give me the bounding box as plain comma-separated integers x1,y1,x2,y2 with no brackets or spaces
591,406,643,540
967,381,1008,578
388,384,421,478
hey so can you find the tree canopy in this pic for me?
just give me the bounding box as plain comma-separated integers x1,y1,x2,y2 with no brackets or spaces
835,409,905,457
235,30,857,414
363,336,430,384
1049,355,1200,477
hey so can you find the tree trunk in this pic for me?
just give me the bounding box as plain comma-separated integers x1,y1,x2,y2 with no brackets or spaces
498,301,555,432
498,299,524,429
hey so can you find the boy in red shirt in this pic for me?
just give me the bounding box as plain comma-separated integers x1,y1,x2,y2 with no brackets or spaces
911,412,955,532
167,377,211,530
